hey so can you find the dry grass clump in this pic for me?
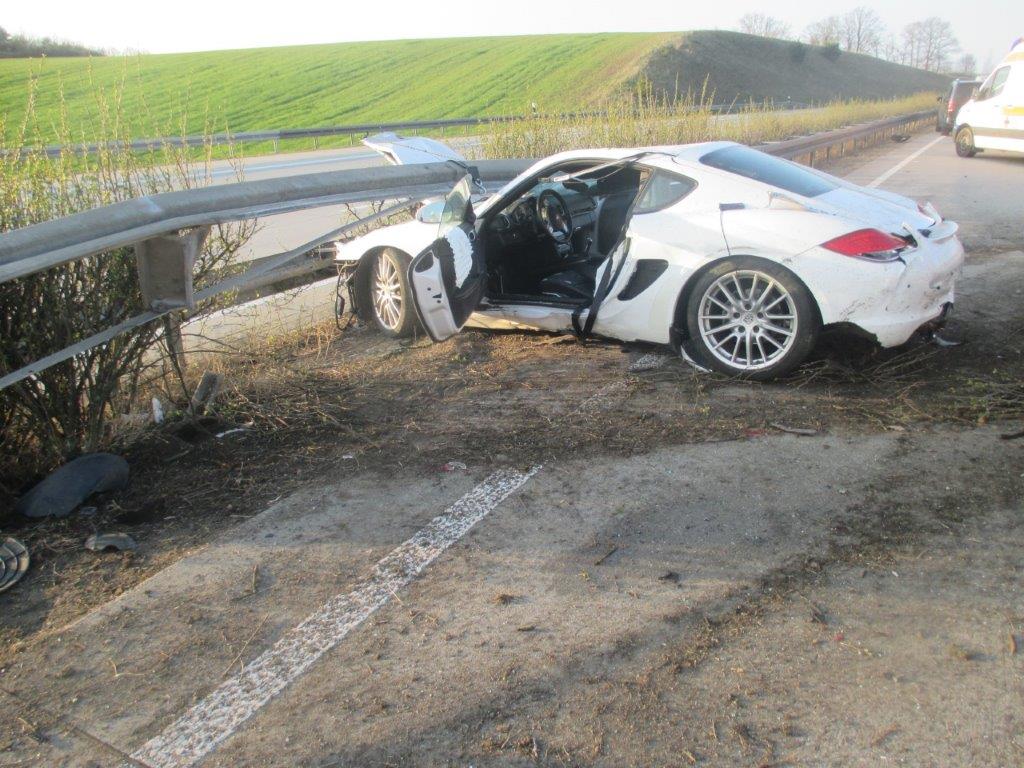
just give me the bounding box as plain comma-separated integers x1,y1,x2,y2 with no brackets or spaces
480,87,935,158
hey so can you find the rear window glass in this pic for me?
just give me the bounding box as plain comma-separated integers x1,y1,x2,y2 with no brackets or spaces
698,145,836,198
634,170,696,214
953,82,978,101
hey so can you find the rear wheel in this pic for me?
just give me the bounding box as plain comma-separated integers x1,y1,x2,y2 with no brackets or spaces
955,126,977,158
360,249,418,337
683,257,819,381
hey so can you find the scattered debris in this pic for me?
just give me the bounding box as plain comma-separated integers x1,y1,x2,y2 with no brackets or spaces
870,725,901,747
440,461,468,472
932,321,965,347
515,624,536,632
809,603,831,625
1009,634,1020,655
0,538,30,593
948,643,983,661
85,532,138,552
1000,428,1024,441
628,352,669,372
745,428,767,439
215,428,249,439
536,334,576,346
492,592,519,605
152,397,165,424
770,422,818,437
190,371,223,415
680,346,711,373
891,133,911,142
658,571,681,583
594,544,619,566
16,453,130,519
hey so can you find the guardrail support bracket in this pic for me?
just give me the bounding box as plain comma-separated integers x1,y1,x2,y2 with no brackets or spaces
135,226,209,312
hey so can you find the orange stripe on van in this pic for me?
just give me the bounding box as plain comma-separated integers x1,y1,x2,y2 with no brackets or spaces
1003,106,1024,116
1004,52,1024,62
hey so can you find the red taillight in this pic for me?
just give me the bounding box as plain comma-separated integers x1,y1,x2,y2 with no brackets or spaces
947,99,956,115
822,229,907,260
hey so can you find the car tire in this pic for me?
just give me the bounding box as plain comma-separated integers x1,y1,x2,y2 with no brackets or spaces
954,126,977,158
358,248,419,338
683,256,819,381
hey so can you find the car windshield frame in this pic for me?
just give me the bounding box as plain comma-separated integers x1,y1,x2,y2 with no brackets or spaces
696,145,838,198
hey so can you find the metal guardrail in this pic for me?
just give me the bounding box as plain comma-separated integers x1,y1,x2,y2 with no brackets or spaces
763,109,934,164
7,102,813,159
0,159,531,389
0,109,933,390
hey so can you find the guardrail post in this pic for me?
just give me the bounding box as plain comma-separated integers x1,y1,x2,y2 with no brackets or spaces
135,226,209,312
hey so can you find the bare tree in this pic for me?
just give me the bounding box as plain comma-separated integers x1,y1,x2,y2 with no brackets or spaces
738,13,791,40
903,17,959,71
879,35,905,64
839,7,885,54
956,53,978,74
804,16,842,47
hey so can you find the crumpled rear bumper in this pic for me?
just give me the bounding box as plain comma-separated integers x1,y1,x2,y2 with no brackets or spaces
849,222,965,347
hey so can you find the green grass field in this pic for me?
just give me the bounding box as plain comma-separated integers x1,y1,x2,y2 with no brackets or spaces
0,31,948,146
0,33,676,143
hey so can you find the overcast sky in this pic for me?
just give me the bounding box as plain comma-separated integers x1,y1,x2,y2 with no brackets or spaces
4,0,1019,67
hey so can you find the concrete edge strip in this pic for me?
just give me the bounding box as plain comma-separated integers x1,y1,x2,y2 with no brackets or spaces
866,135,945,189
128,466,541,768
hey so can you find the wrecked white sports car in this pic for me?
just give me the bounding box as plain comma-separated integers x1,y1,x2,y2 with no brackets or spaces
336,134,964,379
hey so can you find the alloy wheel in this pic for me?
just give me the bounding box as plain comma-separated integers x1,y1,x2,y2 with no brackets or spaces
697,270,798,371
372,252,404,331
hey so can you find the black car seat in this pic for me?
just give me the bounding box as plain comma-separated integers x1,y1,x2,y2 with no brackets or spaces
537,189,636,300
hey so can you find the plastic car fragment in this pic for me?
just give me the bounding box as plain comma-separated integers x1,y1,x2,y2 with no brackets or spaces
0,538,30,593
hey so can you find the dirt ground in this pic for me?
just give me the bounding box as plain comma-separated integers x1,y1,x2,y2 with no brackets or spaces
1,132,1023,766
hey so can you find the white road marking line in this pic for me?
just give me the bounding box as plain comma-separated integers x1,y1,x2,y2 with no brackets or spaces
867,135,945,188
129,466,540,768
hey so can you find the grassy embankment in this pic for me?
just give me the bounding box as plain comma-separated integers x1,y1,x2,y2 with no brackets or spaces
0,31,946,158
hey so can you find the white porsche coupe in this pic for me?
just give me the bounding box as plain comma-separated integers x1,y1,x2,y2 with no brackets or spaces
336,134,964,380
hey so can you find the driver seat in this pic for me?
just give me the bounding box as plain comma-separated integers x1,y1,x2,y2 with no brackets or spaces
538,258,601,301
537,187,635,300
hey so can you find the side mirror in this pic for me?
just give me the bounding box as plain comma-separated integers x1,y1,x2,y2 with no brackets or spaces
415,200,445,224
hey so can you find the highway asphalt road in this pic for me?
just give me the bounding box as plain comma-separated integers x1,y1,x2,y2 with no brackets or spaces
3,134,1024,767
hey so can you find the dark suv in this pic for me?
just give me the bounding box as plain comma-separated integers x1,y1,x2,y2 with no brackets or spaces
936,78,981,135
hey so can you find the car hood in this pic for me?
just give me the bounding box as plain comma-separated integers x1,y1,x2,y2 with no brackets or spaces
362,132,468,165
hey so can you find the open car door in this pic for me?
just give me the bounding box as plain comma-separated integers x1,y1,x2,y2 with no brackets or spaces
407,175,487,342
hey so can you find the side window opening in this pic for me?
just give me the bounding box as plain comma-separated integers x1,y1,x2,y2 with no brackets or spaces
990,67,1010,99
634,170,697,214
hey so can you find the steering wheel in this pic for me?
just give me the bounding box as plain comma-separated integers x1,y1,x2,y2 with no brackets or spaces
536,189,572,243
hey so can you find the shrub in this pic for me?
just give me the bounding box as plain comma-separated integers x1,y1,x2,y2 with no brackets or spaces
0,79,252,492
821,43,842,62
789,42,808,64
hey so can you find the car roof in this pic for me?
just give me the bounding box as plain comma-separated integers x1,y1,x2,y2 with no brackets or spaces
537,141,738,170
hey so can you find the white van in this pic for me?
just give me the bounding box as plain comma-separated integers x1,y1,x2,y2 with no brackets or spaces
954,38,1024,157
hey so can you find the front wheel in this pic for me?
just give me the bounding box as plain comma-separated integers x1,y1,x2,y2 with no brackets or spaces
954,126,977,158
359,249,419,337
683,257,819,381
